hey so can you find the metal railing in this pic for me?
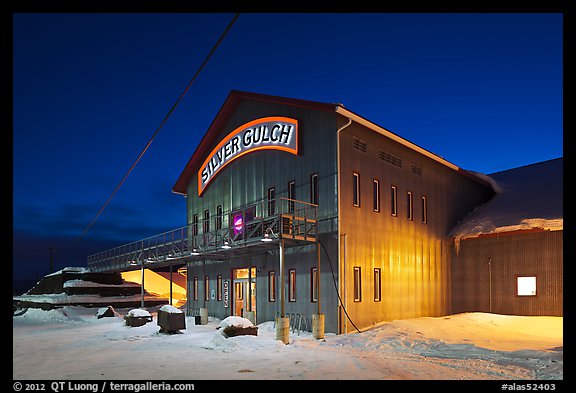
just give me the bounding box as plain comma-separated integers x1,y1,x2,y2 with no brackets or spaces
88,197,317,273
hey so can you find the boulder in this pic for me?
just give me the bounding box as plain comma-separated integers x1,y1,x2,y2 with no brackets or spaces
96,305,116,319
124,308,152,327
157,304,186,333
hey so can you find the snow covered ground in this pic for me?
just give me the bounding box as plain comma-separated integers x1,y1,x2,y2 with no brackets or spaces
13,306,562,381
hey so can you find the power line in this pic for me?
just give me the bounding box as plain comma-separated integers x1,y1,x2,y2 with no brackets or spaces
76,13,240,244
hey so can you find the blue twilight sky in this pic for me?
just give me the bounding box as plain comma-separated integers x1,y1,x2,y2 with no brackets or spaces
12,13,563,282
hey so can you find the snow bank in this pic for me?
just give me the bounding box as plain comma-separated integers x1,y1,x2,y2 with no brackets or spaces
45,267,90,277
13,308,563,380
63,279,140,288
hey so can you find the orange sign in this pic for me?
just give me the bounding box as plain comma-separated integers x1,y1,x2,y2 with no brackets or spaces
198,116,298,196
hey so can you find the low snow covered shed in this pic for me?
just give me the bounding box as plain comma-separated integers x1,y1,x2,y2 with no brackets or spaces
449,158,563,316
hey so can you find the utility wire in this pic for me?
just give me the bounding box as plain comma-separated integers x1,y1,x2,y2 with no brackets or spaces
76,13,240,243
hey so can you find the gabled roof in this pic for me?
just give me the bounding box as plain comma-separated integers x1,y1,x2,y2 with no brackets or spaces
172,90,337,195
172,90,491,195
449,157,563,242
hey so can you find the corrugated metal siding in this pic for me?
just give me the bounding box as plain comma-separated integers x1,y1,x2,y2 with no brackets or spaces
337,119,493,331
183,100,341,332
451,230,563,316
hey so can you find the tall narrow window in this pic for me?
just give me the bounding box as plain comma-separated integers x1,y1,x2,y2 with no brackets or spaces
391,186,398,216
193,277,198,301
311,267,318,303
289,269,296,302
353,267,362,302
267,187,276,216
353,172,360,207
217,275,222,301
288,180,295,212
407,191,413,221
216,205,223,230
193,214,199,236
374,268,381,302
310,173,319,205
203,209,210,233
421,196,428,224
268,271,276,302
373,179,380,212
204,276,210,301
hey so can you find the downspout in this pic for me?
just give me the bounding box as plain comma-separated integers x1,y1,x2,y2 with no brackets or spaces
336,113,352,334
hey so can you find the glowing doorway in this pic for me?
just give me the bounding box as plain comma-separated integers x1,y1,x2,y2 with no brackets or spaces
232,267,256,317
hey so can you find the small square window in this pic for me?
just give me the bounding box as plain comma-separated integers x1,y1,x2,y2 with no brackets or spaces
517,276,537,296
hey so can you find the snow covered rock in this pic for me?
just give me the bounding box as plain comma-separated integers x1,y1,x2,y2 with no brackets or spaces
96,305,116,319
157,304,185,333
217,316,257,338
124,308,152,327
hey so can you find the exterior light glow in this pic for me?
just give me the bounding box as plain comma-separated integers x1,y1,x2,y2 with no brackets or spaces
261,233,273,242
191,249,200,256
222,241,231,249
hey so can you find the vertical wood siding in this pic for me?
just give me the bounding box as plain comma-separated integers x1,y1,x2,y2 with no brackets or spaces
451,230,563,316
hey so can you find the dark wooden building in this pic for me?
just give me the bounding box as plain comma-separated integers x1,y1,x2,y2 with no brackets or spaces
450,158,563,316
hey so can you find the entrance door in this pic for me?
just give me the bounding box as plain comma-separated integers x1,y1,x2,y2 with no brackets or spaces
232,267,256,317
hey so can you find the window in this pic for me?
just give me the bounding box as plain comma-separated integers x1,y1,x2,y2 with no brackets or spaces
203,209,210,233
421,196,428,224
217,275,222,301
204,276,210,301
311,267,318,303
517,276,537,296
391,186,397,216
373,179,380,212
288,180,295,212
353,172,360,207
407,191,413,221
289,269,296,302
267,187,276,215
310,173,319,205
193,214,199,236
235,282,243,300
374,268,381,302
193,277,198,301
216,205,223,230
268,271,276,302
353,267,362,302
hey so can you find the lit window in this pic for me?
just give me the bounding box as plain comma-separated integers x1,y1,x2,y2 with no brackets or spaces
311,267,318,303
353,172,360,207
374,268,381,302
353,267,362,302
373,179,380,212
391,186,397,217
421,196,427,224
268,271,276,302
517,276,537,296
289,269,296,302
204,276,210,301
217,275,222,301
407,191,413,221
